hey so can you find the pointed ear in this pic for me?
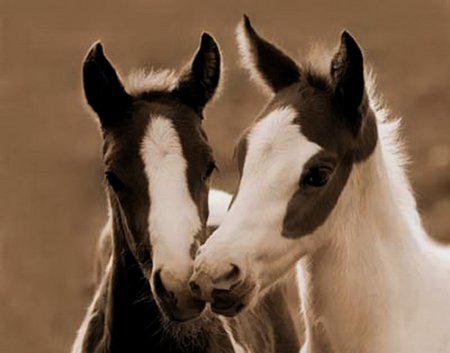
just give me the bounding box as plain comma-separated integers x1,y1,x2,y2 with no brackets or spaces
236,15,300,93
175,33,221,113
82,42,132,128
331,31,366,135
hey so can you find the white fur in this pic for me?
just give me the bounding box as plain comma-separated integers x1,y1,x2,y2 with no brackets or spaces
195,107,321,291
126,68,178,95
207,189,233,227
71,258,113,353
141,116,201,283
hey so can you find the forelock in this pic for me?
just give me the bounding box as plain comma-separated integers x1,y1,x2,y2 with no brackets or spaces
301,42,333,78
126,68,179,96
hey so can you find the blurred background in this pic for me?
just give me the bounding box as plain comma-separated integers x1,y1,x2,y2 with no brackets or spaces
0,0,449,352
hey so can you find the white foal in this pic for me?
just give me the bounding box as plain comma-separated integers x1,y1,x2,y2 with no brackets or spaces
190,16,450,353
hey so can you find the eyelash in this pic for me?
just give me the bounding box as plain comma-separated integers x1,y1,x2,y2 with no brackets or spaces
301,166,333,188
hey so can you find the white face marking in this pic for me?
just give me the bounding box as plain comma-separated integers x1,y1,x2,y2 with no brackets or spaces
196,107,321,288
141,116,201,282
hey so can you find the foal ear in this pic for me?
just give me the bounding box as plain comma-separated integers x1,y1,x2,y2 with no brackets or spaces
236,15,301,93
82,42,131,128
331,31,366,135
175,33,221,113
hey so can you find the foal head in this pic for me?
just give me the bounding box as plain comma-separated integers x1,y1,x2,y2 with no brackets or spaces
191,17,378,316
83,34,221,322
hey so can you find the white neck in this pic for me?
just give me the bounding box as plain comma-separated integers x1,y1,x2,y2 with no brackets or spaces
298,121,450,353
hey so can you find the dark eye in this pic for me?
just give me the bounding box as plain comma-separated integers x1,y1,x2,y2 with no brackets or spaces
202,161,217,181
105,171,125,192
302,166,332,188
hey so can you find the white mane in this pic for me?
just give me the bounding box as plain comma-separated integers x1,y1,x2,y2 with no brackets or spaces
366,71,421,223
125,68,179,95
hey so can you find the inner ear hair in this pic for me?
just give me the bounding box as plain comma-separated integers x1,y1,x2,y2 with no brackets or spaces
236,15,301,94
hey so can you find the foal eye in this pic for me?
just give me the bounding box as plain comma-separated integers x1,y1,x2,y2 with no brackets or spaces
302,166,332,188
202,161,217,181
105,171,126,192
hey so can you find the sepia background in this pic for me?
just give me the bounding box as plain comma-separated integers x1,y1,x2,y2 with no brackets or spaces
0,0,449,352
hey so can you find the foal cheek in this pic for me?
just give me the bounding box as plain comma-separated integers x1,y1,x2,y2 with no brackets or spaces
282,191,329,239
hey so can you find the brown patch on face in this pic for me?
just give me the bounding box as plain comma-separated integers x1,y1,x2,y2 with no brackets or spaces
282,150,353,238
276,70,377,238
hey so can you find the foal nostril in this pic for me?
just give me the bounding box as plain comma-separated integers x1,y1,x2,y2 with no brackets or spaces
153,270,177,304
189,280,201,297
222,263,240,283
213,263,241,290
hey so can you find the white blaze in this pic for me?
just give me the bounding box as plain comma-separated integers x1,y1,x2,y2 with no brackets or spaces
141,116,201,280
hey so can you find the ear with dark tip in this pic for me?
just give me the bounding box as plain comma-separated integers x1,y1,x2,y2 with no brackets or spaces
237,15,301,93
175,33,221,113
82,42,132,128
331,31,366,135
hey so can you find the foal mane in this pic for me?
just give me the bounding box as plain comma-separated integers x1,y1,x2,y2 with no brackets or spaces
362,69,418,223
